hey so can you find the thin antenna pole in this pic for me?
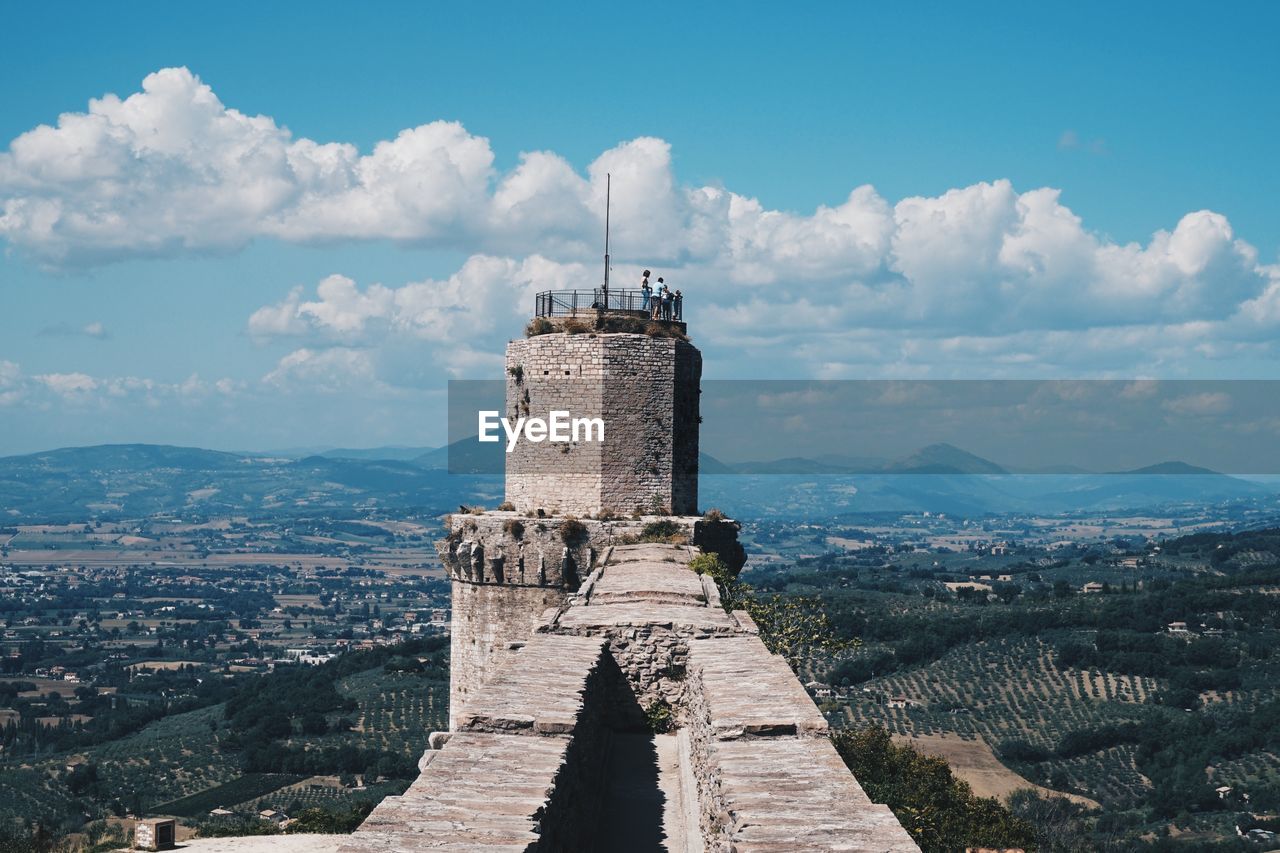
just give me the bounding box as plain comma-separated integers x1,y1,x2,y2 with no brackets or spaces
603,173,611,306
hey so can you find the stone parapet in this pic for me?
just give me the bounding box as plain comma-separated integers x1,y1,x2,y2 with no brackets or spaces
336,732,572,852
438,512,746,591
454,634,610,735
443,513,744,728
698,737,919,852
686,636,829,738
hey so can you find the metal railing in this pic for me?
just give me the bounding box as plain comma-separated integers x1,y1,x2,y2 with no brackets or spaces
534,289,684,320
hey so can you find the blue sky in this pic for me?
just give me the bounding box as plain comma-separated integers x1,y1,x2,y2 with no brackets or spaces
2,2,1279,454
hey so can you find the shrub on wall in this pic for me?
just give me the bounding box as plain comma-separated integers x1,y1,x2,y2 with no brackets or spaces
559,517,588,544
639,520,682,542
525,318,554,337
688,553,731,586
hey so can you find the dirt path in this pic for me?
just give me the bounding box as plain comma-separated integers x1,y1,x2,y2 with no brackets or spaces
896,733,1101,808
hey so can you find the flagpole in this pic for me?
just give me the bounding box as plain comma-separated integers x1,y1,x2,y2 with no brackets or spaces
602,173,611,308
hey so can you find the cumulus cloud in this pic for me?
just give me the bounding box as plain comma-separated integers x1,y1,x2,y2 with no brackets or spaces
0,363,238,409
249,255,588,376
1058,129,1106,155
38,320,109,338
262,347,381,393
6,66,1280,383
7,67,1269,324
1163,391,1233,416
37,372,98,398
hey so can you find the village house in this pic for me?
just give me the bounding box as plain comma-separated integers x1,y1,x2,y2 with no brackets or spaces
258,809,288,826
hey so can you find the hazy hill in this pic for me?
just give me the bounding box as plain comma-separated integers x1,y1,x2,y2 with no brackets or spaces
320,446,435,462
1,443,1275,522
882,443,1009,475
0,444,489,522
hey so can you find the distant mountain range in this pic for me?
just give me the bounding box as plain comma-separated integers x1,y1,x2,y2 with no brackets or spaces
0,444,499,522
696,444,1277,517
0,442,1275,523
716,443,1010,476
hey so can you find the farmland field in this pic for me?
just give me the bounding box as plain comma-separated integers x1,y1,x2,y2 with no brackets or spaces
153,773,307,817
745,524,1280,847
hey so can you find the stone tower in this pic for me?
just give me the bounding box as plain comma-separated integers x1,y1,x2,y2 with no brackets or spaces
504,330,701,517
345,293,919,851
438,298,723,729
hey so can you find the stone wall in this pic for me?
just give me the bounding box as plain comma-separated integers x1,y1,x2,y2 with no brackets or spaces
442,512,748,728
503,332,700,516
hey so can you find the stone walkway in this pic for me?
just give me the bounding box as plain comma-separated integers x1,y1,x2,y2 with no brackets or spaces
598,732,692,853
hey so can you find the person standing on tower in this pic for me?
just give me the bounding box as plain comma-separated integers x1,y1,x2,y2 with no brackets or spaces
652,278,665,319
674,289,683,321
641,270,652,313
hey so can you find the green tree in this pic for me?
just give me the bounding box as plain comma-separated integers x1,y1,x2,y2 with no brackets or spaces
832,725,1037,853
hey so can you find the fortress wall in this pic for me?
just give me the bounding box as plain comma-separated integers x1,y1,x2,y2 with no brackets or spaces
351,544,919,851
437,512,602,588
442,514,748,731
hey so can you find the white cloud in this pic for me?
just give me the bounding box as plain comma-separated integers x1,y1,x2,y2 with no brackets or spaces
6,66,1280,383
262,347,381,393
249,255,588,377
37,372,98,397
1058,129,1106,154
0,360,23,406
0,364,241,409
1163,391,1232,416
38,320,110,338
8,66,1269,331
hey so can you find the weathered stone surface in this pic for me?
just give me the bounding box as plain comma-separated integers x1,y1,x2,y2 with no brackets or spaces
338,325,917,851
447,582,565,730
344,540,918,852
554,601,735,633
687,636,829,738
455,634,608,735
504,333,701,517
587,544,705,606
337,732,568,852
708,737,919,852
